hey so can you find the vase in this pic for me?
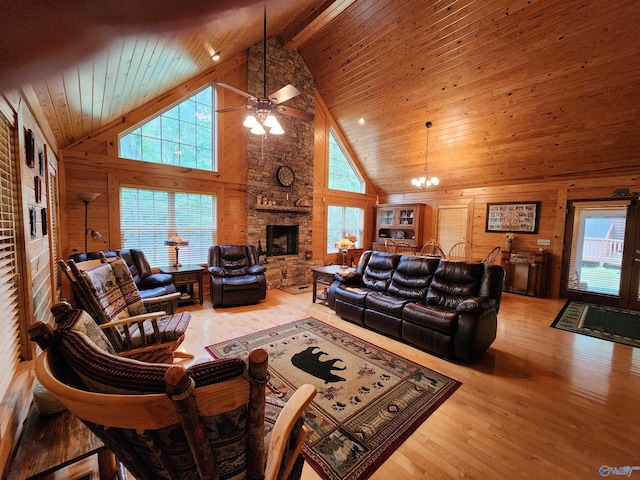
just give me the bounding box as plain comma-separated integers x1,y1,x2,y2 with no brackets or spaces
342,249,348,267
505,238,513,251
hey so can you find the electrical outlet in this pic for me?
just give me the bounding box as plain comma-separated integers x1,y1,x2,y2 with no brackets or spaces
537,239,551,246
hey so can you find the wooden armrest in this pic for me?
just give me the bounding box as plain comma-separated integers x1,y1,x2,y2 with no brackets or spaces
142,292,180,303
98,312,165,329
264,383,317,480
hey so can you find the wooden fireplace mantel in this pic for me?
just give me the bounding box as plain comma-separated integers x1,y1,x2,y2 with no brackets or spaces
255,205,311,213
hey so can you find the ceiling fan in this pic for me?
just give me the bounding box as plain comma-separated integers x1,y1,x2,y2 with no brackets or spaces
215,5,314,135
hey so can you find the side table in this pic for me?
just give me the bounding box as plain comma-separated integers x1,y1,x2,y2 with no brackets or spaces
311,265,351,305
158,264,204,305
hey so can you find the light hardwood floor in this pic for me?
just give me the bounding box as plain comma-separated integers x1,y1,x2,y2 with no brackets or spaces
176,290,640,480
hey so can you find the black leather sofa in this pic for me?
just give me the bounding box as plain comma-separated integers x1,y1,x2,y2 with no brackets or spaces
68,249,177,299
328,250,504,362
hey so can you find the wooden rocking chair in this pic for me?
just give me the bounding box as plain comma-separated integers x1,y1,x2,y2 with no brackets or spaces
58,254,192,363
30,305,316,480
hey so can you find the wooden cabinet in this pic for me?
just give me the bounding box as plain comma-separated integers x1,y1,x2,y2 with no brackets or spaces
374,204,424,249
501,250,550,297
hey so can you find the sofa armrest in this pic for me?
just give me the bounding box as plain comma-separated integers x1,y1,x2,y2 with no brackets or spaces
456,297,497,314
249,264,266,274
208,266,225,277
334,270,362,284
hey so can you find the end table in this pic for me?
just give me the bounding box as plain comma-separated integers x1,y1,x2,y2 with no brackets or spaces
158,264,204,305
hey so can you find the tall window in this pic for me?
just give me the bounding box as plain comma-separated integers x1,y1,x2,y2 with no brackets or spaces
119,86,217,171
327,205,364,253
328,130,364,193
120,187,217,265
0,114,21,403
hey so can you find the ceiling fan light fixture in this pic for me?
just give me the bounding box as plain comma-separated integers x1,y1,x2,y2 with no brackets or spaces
270,123,284,135
250,124,266,135
263,114,278,128
243,114,259,128
211,52,220,61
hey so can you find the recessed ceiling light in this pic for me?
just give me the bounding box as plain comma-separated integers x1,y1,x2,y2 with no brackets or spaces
358,116,365,124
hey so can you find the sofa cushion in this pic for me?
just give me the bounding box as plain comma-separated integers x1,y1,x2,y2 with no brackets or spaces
387,256,439,300
361,251,400,291
365,291,411,317
222,275,260,291
426,261,485,309
333,283,373,307
402,301,459,336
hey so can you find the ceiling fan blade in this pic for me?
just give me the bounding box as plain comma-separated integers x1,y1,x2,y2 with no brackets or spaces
215,105,252,113
276,105,314,122
216,82,257,102
269,84,300,105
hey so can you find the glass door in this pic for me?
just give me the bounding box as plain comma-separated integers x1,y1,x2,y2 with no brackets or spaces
561,199,640,309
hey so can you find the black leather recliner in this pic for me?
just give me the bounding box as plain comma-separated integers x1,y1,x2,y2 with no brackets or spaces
208,245,267,307
68,249,177,299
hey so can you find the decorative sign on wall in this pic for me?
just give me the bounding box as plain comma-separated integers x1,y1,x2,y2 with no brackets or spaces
486,201,540,234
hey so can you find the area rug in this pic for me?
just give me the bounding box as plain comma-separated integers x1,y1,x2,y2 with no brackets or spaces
206,318,460,480
280,284,313,295
551,300,640,348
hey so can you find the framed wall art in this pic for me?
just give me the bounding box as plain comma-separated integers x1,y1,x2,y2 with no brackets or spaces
485,201,540,234
41,208,48,236
34,176,41,203
30,207,37,238
25,128,35,167
39,150,45,176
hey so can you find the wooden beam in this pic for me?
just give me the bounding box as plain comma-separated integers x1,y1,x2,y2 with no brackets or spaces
280,0,357,52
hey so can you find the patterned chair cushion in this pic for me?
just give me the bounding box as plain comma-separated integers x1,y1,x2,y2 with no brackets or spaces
80,262,130,323
55,328,245,394
56,306,116,355
109,257,147,316
127,311,191,347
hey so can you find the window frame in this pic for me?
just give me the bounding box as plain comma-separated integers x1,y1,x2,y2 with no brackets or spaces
118,84,218,172
327,128,365,194
326,204,365,254
119,185,218,266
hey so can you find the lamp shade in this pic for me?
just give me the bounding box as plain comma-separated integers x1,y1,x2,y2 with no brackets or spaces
165,235,189,247
78,192,100,203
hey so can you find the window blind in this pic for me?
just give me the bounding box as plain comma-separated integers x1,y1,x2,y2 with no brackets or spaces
0,114,21,403
120,187,217,266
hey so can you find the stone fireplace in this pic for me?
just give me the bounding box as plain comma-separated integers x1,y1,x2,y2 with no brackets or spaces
266,225,298,256
244,37,320,288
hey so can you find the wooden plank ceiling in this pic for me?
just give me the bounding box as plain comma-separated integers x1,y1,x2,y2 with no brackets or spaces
26,0,640,194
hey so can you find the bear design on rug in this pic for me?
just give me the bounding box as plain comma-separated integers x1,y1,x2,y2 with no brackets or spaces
291,346,346,383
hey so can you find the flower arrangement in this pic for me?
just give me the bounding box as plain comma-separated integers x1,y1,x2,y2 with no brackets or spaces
503,232,516,240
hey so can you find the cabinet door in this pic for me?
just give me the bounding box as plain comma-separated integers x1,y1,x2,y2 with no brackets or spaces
397,208,416,227
379,208,394,226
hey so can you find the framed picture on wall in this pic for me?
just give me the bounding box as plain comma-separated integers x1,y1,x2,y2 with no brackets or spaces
30,207,37,238
39,150,45,176
41,208,48,236
485,201,540,234
34,176,41,203
25,129,35,167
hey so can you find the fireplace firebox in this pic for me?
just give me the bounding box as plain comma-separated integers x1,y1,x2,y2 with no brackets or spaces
266,225,298,256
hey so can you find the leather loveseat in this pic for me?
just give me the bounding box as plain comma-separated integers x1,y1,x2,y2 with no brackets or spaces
68,249,177,299
328,250,504,362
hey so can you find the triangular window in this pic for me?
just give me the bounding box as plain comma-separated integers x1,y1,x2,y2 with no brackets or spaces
328,130,364,193
119,86,217,171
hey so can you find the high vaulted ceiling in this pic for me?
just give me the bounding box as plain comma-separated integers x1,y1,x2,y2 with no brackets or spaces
22,0,640,195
